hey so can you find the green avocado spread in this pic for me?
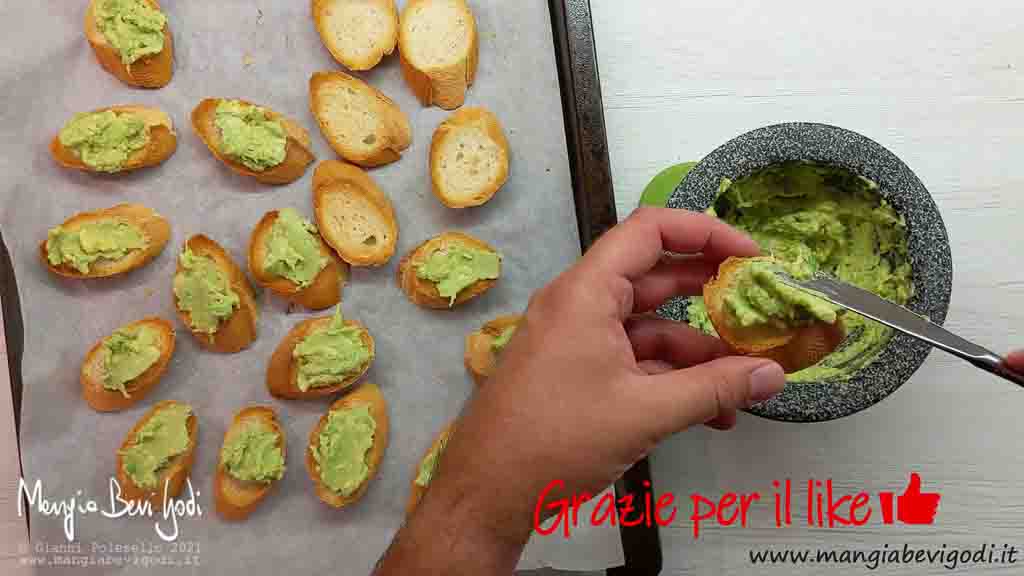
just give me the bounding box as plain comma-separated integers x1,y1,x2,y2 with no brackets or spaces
46,219,147,273
263,208,327,287
688,163,914,382
173,249,240,334
491,326,516,353
213,100,288,172
415,244,501,306
102,325,161,397
221,424,285,483
119,403,191,490
58,110,149,172
293,307,371,392
95,0,167,66
721,259,839,330
415,435,449,487
312,404,376,496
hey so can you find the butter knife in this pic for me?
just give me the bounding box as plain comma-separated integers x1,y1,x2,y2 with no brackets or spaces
775,272,1024,387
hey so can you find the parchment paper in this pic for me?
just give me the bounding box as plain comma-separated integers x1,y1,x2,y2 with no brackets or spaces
1,0,623,573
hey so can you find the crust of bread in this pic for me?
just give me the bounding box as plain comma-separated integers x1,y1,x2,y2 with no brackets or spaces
306,383,389,508
753,318,847,374
248,210,347,310
85,0,173,89
312,0,398,71
81,318,175,412
173,235,259,353
312,160,399,267
430,107,509,208
40,203,172,279
398,0,478,110
397,232,500,309
406,421,455,516
464,315,522,386
214,406,286,521
50,105,177,173
191,98,315,185
704,256,846,373
309,71,412,168
266,315,375,400
115,400,197,509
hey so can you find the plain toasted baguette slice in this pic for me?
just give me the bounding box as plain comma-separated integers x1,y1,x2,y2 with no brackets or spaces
192,98,316,185
306,383,389,508
406,421,455,516
464,315,522,386
430,107,509,208
267,314,375,400
309,71,412,168
215,406,286,521
248,210,347,310
40,203,172,279
50,105,177,173
399,0,478,110
116,400,197,509
313,0,398,71
85,0,174,89
704,256,846,373
81,318,176,413
312,160,399,266
173,235,259,354
397,231,500,309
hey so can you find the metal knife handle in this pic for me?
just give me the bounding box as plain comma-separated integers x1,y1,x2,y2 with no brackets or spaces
784,275,1024,388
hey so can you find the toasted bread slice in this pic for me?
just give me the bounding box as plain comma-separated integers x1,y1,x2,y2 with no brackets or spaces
215,406,286,521
85,0,174,89
430,107,509,208
464,315,522,386
398,0,478,110
81,318,175,412
50,105,177,173
40,203,171,279
309,71,412,168
267,314,375,400
306,383,389,508
116,400,197,509
312,160,398,266
248,210,347,310
191,98,315,185
397,231,500,309
406,421,455,516
173,235,259,353
704,256,846,373
313,0,398,71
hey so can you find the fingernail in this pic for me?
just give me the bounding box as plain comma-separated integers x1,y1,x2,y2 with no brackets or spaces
749,363,785,405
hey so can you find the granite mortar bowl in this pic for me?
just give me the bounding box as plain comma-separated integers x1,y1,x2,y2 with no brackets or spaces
661,122,953,422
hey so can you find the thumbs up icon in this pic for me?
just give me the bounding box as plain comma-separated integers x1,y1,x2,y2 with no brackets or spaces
879,472,941,525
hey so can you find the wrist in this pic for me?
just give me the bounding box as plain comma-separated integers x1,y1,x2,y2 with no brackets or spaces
375,477,532,575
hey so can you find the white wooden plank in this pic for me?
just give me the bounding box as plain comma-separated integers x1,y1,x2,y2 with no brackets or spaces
591,0,1024,574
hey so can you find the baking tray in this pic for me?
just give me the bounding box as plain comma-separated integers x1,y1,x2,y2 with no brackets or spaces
2,0,661,572
548,0,662,574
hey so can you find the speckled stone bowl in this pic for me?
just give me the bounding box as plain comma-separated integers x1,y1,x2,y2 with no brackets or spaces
661,122,953,422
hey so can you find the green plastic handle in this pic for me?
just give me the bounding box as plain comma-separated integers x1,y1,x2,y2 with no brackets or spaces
639,162,698,208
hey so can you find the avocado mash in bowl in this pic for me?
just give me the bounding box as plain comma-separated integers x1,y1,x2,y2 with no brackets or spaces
664,123,952,421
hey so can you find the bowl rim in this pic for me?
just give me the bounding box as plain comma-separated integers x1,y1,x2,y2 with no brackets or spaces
667,122,953,422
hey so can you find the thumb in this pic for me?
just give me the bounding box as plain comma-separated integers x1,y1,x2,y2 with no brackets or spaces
638,356,785,437
901,473,923,497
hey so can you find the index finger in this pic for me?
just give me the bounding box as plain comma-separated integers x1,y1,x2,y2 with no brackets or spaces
580,207,760,281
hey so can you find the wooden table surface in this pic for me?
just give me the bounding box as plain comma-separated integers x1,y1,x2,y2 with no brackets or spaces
4,1,1024,575
591,0,1024,574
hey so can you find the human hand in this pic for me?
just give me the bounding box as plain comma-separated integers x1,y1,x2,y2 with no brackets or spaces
376,208,787,574
1005,350,1024,372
